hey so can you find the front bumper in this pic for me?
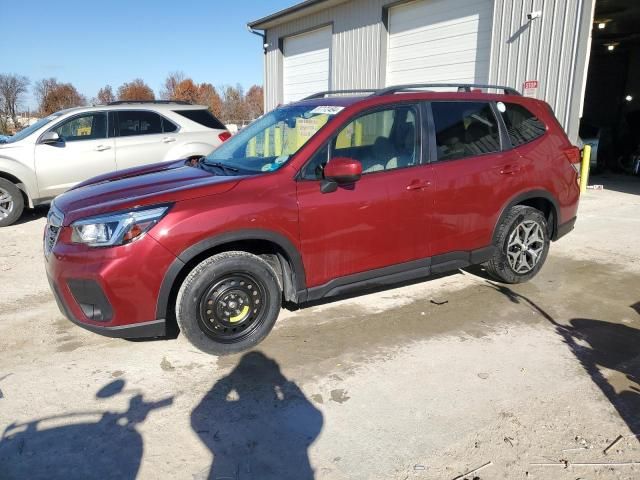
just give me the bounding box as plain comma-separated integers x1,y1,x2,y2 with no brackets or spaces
49,278,166,338
45,226,177,339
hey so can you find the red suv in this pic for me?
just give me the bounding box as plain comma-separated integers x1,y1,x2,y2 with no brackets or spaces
44,84,581,355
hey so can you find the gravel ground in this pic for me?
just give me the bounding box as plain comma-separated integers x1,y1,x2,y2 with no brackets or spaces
0,175,639,480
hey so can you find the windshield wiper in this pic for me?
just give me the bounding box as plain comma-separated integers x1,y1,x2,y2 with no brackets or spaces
201,159,240,175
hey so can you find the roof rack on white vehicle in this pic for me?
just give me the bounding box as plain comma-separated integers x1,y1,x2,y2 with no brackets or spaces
107,100,192,105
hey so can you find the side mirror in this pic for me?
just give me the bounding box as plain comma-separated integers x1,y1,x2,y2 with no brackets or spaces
40,131,61,145
323,157,362,184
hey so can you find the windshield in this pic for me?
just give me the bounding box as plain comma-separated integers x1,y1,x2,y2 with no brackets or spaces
1,113,64,144
204,104,343,173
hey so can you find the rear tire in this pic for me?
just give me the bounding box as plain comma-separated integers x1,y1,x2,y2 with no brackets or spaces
175,251,281,355
486,205,550,284
0,178,24,227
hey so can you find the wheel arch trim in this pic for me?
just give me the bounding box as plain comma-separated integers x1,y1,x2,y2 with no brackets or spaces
155,229,306,320
0,168,35,207
493,189,560,242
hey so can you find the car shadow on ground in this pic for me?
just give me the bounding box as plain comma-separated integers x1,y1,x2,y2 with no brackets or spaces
487,282,640,437
192,351,323,480
0,379,173,480
12,205,49,226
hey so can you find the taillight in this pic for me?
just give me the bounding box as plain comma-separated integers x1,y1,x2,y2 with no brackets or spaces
563,146,581,164
564,146,581,175
218,131,231,142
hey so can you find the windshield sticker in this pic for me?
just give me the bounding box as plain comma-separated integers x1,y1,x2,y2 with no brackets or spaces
310,106,344,115
261,163,276,172
274,155,289,165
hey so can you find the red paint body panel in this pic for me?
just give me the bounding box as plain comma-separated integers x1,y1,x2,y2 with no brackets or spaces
45,227,177,327
148,173,301,262
56,160,242,225
45,90,580,335
297,164,432,287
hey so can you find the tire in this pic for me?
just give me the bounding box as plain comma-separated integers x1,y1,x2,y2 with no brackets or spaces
0,178,24,227
486,205,550,284
175,251,282,355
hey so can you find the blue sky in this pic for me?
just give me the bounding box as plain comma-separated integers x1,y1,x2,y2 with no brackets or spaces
1,0,296,109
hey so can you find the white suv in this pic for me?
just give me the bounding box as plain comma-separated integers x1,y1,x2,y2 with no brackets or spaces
0,101,229,226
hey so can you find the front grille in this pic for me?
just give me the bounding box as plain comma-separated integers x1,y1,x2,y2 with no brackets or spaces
44,206,63,258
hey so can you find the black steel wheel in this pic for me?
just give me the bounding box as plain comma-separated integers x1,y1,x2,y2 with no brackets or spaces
176,251,281,355
197,273,269,342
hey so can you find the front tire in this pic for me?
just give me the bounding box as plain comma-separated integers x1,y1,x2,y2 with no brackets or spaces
486,205,550,284
176,251,281,355
0,179,24,227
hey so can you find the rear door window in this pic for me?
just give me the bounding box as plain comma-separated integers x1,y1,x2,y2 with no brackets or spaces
431,102,501,161
174,109,226,130
498,102,546,147
116,111,163,137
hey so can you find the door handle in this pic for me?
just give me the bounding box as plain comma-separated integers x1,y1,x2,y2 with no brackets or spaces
497,164,521,175
406,179,432,191
162,137,176,143
94,145,111,152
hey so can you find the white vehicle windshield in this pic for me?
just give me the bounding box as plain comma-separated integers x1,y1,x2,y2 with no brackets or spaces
1,113,64,144
202,104,343,174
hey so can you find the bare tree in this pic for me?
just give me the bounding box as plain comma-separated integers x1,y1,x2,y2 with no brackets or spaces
34,78,86,116
244,85,264,120
160,71,185,100
96,85,115,104
0,74,30,130
117,79,155,101
221,84,247,124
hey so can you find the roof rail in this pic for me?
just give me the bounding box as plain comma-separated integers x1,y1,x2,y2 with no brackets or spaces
376,83,521,96
302,89,380,100
107,100,192,105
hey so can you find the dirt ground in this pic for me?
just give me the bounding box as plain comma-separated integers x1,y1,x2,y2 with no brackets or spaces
1,175,639,480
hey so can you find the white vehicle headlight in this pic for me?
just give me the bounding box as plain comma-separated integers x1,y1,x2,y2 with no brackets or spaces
71,205,170,247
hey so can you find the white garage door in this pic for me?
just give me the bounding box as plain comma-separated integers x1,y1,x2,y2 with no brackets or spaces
283,26,332,103
386,0,493,86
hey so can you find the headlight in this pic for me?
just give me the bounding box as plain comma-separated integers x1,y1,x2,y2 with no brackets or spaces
71,205,170,247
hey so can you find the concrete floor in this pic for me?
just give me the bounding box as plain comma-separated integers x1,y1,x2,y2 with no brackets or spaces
0,175,639,479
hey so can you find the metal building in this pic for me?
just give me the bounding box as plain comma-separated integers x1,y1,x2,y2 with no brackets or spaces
248,0,596,142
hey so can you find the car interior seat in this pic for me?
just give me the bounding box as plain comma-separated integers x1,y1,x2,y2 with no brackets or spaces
386,123,416,170
362,136,394,173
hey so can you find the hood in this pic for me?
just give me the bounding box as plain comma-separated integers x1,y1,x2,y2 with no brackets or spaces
55,160,244,225
0,141,27,152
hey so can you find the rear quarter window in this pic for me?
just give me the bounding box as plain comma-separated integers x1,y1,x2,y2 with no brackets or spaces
499,103,546,147
174,109,226,130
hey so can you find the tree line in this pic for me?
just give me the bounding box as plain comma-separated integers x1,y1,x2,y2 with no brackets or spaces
0,72,263,134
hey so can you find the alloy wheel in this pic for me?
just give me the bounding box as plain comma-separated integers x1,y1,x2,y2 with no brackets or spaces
0,187,14,220
506,220,545,274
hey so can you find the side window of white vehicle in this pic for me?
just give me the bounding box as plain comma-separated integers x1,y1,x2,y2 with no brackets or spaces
53,113,107,142
117,111,164,137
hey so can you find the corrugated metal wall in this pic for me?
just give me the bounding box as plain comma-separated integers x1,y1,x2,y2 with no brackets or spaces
262,0,595,141
489,0,595,141
264,0,389,111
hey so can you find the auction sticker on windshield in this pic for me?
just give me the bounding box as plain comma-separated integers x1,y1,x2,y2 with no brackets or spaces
310,106,344,115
